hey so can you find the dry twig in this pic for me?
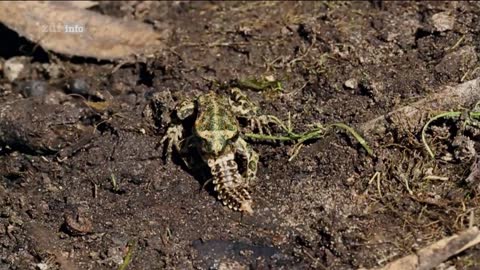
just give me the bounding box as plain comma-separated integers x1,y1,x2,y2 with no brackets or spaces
362,226,480,270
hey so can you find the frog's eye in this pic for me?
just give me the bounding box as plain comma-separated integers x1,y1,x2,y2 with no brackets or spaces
176,101,195,120
200,138,211,152
231,131,240,142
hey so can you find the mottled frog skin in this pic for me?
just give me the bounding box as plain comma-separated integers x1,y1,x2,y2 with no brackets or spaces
161,89,266,214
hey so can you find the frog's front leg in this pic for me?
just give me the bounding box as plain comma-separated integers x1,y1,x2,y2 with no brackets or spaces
160,99,196,161
228,88,275,134
178,135,208,172
233,137,259,186
160,124,184,161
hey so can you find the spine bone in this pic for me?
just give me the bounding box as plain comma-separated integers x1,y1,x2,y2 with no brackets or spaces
208,153,253,214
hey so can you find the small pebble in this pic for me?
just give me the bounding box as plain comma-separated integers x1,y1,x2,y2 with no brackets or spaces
106,247,124,265
265,75,276,82
431,12,454,32
3,57,27,82
42,63,62,79
66,78,90,95
344,78,358,89
35,263,49,270
20,80,48,97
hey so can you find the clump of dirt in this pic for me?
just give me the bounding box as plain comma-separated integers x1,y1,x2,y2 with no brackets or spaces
1,2,480,270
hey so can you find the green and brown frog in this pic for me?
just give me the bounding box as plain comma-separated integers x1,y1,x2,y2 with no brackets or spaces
160,88,271,214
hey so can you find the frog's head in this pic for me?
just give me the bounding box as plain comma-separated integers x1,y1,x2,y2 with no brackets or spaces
195,117,239,156
194,91,239,156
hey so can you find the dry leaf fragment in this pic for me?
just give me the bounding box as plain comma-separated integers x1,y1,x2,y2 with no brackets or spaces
84,101,111,113
0,1,166,60
361,226,480,270
54,1,98,9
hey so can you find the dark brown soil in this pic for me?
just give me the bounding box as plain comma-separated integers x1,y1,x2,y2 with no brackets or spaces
1,2,480,270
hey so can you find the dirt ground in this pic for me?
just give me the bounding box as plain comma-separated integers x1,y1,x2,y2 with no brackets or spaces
1,1,480,269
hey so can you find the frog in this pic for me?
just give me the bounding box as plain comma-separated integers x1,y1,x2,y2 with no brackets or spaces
160,88,270,214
